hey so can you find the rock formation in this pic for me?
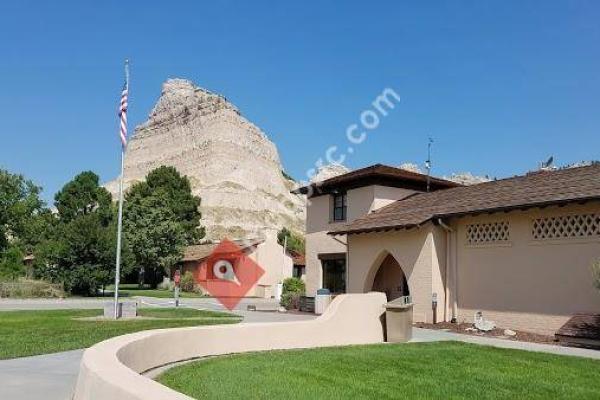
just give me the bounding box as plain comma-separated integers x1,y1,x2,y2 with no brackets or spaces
105,79,305,240
399,161,490,186
443,172,491,185
310,164,351,183
398,162,423,174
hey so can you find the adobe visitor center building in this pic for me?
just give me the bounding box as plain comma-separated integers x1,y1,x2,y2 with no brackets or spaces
296,164,600,335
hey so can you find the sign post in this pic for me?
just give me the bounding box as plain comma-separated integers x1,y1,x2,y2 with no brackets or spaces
174,270,181,307
432,292,438,324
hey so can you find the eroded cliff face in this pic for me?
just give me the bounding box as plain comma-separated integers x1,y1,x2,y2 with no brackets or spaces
106,79,304,240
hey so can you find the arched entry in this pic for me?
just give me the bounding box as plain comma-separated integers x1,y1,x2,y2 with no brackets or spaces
372,254,409,301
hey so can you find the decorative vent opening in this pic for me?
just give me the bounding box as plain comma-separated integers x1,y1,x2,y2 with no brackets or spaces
532,214,600,240
466,221,510,245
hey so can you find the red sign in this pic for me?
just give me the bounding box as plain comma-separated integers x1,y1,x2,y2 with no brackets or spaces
174,270,181,286
197,239,265,310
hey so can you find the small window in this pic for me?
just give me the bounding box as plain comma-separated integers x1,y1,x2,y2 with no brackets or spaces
332,193,347,222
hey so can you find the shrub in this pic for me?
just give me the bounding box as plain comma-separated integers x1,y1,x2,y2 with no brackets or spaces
280,277,305,310
283,277,305,294
180,271,195,292
0,278,65,298
0,246,25,281
158,279,174,291
277,228,305,254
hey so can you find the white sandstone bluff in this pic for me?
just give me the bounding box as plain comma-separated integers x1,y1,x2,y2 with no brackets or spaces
105,79,305,240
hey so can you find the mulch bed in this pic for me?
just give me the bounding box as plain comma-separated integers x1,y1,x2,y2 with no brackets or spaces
414,322,557,345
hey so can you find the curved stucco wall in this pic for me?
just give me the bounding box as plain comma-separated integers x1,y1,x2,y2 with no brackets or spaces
73,293,387,400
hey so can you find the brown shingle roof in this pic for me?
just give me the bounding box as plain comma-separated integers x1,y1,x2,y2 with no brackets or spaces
330,164,600,235
181,239,264,262
287,250,306,266
292,164,460,197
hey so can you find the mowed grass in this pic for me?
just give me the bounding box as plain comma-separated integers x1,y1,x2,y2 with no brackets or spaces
138,307,234,319
0,308,239,360
158,341,600,400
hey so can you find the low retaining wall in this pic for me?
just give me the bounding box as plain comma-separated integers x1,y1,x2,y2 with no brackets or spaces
72,293,387,400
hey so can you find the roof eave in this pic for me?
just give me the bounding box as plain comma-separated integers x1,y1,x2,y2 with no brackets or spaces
329,195,600,236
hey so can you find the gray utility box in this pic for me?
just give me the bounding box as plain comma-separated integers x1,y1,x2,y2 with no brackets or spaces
384,298,414,343
104,301,138,319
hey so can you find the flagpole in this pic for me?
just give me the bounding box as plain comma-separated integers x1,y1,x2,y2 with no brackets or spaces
114,59,129,319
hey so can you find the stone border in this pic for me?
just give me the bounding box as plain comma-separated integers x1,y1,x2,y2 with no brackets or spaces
72,293,387,400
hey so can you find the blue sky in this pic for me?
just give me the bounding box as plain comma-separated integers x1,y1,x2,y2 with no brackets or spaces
1,1,599,202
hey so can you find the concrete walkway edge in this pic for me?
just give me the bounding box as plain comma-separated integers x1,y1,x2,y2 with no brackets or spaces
411,327,600,360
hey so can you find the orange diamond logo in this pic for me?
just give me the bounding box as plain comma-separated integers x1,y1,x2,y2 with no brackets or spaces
197,239,265,310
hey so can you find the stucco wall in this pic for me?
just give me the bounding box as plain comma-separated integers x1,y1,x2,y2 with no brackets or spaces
249,231,293,288
305,185,419,296
371,186,417,210
183,233,293,298
454,203,600,335
72,293,387,400
346,224,445,323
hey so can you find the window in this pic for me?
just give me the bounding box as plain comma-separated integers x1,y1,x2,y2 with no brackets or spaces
532,213,600,240
466,221,510,245
293,265,305,279
332,193,347,222
321,258,346,293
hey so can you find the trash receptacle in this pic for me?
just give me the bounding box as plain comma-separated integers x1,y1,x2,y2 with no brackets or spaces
314,288,332,315
384,296,413,342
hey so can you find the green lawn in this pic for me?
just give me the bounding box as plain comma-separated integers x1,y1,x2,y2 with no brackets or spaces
158,342,600,400
0,308,239,359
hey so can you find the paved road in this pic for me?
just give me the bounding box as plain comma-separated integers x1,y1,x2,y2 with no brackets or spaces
0,296,279,311
0,297,315,400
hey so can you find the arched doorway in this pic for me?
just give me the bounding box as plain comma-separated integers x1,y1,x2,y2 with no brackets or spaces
372,254,409,301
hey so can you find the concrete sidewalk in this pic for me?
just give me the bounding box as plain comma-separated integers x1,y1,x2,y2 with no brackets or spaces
411,327,600,360
0,307,315,400
0,350,84,400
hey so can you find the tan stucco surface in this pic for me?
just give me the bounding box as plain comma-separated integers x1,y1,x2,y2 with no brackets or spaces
249,231,293,291
343,202,600,335
72,293,387,400
305,185,417,295
182,233,293,298
454,204,600,335
347,224,446,323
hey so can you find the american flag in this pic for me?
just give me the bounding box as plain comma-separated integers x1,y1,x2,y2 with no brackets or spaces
118,82,128,148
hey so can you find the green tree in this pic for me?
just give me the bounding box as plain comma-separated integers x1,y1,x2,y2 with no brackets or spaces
124,166,204,286
0,169,46,253
277,227,305,254
54,171,112,223
34,172,119,295
124,193,187,286
0,246,25,281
